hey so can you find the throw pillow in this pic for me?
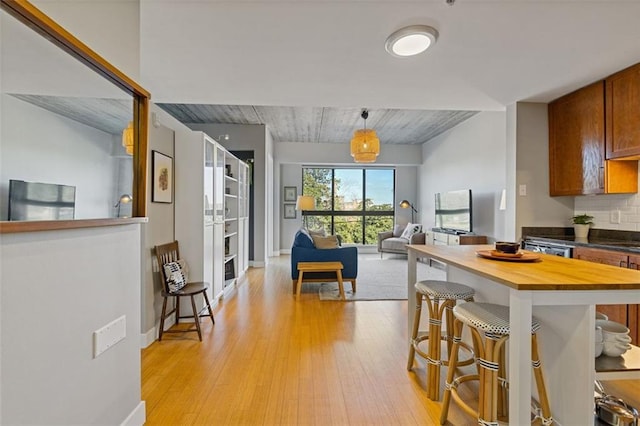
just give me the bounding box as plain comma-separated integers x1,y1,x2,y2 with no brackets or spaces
308,228,326,237
163,261,186,292
400,223,422,240
311,234,339,249
392,224,404,237
176,259,189,283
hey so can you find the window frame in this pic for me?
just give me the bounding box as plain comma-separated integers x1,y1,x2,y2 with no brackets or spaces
302,167,395,244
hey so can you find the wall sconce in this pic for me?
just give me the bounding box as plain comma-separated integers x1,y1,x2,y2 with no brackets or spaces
399,199,417,223
218,134,230,141
499,189,507,211
115,194,133,218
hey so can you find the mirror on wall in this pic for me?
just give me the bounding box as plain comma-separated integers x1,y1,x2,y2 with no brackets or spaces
0,6,135,221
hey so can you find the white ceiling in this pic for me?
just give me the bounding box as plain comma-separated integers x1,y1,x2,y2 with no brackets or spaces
140,0,640,114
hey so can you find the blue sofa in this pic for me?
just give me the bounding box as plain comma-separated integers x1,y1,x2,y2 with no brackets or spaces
290,229,358,293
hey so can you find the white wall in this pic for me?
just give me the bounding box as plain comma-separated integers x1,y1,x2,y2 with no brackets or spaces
140,104,178,345
513,102,574,238
275,141,422,166
1,224,144,425
32,0,141,81
0,94,120,220
187,123,267,266
419,111,507,242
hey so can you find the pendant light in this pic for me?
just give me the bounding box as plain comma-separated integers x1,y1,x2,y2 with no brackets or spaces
350,109,380,163
122,121,134,155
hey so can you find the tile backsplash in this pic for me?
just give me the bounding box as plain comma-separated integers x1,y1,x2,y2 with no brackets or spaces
574,193,640,231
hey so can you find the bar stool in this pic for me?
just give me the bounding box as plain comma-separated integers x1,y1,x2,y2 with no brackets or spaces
440,302,553,426
407,280,476,400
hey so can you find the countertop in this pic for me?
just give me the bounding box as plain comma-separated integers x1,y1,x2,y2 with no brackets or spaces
407,244,640,291
522,227,640,253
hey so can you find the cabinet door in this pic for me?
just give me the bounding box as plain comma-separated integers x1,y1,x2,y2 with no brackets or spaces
627,254,640,345
574,246,635,343
573,246,629,267
606,62,640,159
549,81,606,195
548,82,637,195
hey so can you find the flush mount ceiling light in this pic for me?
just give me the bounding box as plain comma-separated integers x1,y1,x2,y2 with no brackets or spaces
385,25,439,57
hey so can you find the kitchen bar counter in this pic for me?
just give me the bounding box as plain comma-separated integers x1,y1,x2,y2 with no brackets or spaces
407,244,640,425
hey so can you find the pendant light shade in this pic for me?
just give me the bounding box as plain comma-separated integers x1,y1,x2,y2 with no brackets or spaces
350,110,380,163
122,121,134,155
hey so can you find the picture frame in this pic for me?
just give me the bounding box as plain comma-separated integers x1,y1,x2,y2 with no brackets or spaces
284,186,297,202
152,150,173,203
284,203,296,219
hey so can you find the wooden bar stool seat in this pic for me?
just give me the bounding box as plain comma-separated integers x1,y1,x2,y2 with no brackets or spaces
440,302,553,426
407,280,476,401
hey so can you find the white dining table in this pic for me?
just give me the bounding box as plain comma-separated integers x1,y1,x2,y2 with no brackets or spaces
407,244,640,425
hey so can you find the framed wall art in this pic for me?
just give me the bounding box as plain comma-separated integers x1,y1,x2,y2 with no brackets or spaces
284,186,297,202
152,150,173,203
284,204,296,219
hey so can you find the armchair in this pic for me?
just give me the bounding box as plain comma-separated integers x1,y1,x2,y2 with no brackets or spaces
378,224,425,257
290,229,358,293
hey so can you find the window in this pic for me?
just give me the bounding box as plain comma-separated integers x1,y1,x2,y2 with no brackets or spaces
302,167,395,245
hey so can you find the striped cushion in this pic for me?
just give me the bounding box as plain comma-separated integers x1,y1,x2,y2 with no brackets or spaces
415,280,475,300
453,302,541,335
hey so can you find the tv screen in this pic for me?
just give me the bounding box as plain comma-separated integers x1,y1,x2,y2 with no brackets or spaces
435,189,472,233
8,179,76,221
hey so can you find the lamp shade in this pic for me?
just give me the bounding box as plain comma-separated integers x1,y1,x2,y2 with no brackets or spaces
350,129,380,163
122,121,134,155
295,195,315,211
399,200,412,209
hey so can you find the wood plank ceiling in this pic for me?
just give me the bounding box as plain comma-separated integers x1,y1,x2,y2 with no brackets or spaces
9,93,478,145
158,104,478,145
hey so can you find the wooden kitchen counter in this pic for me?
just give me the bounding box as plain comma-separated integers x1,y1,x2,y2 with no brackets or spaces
407,244,640,425
409,244,640,291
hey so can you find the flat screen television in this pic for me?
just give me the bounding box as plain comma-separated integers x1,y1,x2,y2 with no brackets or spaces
434,189,472,233
8,179,76,221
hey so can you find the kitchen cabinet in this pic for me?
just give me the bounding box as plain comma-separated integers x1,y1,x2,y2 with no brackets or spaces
548,81,638,196
605,62,640,159
573,246,639,344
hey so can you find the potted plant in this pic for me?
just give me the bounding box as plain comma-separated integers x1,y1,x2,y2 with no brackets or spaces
571,214,594,239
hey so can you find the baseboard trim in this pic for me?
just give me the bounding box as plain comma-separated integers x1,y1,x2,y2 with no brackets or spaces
140,312,176,348
250,260,265,267
120,401,145,426
280,249,291,255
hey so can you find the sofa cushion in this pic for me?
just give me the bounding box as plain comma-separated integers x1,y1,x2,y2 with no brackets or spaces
308,228,326,237
392,224,404,237
293,230,315,249
400,223,422,240
381,237,410,252
311,234,339,249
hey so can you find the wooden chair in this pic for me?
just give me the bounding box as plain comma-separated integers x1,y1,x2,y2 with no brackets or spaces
155,241,215,341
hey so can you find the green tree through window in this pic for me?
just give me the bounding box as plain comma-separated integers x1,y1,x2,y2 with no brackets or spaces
302,168,395,244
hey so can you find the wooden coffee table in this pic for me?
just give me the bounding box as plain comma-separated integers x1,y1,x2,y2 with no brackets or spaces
296,261,345,300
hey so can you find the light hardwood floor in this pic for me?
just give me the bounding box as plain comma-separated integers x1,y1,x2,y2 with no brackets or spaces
142,255,639,425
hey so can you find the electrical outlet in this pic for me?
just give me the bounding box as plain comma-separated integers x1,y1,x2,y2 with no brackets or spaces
519,184,527,196
610,210,621,224
93,315,126,358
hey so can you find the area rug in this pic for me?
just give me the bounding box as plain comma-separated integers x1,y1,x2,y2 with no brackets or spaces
318,254,446,301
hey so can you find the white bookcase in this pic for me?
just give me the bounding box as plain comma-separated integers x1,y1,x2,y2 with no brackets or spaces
175,131,249,310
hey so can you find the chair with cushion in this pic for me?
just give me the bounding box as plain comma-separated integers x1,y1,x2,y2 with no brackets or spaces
290,228,358,294
154,241,215,341
378,223,425,257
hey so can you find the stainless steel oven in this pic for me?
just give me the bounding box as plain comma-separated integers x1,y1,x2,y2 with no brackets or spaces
523,240,573,257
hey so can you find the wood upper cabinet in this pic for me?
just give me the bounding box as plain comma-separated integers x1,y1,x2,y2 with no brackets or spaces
549,81,638,196
606,62,640,159
574,246,639,345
